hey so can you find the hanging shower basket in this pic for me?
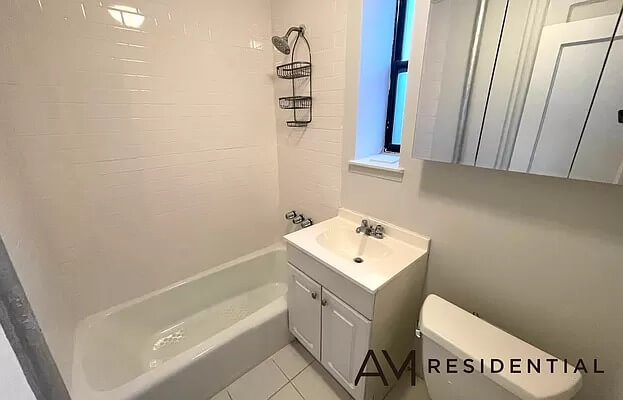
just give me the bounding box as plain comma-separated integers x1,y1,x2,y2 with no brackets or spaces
274,26,312,128
276,61,312,80
279,96,312,110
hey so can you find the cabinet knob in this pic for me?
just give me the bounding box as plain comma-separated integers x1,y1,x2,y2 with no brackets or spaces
311,292,317,299
321,299,327,306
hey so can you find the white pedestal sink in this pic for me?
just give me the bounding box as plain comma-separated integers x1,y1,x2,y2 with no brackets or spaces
283,208,430,400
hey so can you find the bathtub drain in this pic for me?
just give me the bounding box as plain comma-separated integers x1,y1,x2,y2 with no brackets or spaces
153,328,185,351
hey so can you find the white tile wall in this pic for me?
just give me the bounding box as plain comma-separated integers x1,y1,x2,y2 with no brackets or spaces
0,0,283,383
271,0,347,226
0,0,349,389
0,42,75,382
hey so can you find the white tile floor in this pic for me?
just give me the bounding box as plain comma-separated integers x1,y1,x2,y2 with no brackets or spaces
211,340,431,400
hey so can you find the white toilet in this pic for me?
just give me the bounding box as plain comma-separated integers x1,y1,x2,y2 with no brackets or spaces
419,295,582,400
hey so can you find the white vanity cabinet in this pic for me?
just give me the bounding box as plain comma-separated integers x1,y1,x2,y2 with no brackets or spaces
288,264,371,399
288,265,322,359
283,210,430,400
320,287,372,400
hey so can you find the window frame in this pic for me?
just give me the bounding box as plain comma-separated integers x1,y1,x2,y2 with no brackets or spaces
384,0,410,153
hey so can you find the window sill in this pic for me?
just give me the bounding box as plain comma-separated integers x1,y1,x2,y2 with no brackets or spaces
348,153,404,182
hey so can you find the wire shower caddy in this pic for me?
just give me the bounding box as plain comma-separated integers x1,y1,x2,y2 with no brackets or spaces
276,31,312,127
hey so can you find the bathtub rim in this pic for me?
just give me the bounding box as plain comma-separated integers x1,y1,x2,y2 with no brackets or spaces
81,243,285,323
71,243,286,398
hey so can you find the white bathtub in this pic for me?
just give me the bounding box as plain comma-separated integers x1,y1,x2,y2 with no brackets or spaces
72,245,290,400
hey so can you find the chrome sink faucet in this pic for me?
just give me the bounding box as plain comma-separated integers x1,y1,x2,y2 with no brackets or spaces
355,219,385,239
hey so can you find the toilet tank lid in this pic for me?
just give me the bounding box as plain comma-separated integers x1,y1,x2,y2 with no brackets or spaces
419,295,582,400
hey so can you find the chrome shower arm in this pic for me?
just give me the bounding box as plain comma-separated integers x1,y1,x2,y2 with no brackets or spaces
285,25,305,37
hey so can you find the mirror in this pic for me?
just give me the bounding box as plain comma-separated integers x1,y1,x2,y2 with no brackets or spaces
413,0,623,185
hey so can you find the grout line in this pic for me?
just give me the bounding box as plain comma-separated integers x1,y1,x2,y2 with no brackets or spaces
267,359,293,399
271,358,291,382
221,357,288,400
229,343,316,400
272,340,314,383
273,356,312,382
290,378,307,400
289,361,314,386
267,381,291,400
270,347,314,399
290,360,313,382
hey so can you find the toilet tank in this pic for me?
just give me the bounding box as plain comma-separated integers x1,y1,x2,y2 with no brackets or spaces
419,295,582,400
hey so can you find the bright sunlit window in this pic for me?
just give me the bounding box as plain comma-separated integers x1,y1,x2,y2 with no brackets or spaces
385,0,415,153
108,5,145,29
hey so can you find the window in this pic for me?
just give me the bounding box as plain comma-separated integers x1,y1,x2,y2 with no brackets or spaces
385,0,415,153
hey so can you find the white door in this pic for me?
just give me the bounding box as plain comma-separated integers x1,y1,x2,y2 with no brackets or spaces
570,34,623,184
321,289,372,400
509,13,622,177
288,265,321,360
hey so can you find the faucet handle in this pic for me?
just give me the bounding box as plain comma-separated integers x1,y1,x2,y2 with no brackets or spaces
292,214,305,224
285,210,297,220
373,225,385,239
301,218,313,228
361,219,369,227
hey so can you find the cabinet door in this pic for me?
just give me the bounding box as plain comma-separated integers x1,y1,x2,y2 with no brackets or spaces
288,265,321,360
321,289,372,400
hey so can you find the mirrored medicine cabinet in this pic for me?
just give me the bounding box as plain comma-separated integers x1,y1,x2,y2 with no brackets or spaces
413,0,623,185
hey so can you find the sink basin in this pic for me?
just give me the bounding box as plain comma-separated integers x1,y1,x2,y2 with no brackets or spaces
284,209,430,293
316,227,392,261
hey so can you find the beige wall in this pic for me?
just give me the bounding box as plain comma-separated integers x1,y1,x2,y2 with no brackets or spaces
342,0,623,398
342,163,623,399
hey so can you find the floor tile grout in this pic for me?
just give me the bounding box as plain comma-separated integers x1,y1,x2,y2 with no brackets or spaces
289,379,307,400
270,358,290,382
289,358,313,382
267,358,292,399
268,343,316,400
271,340,315,383
266,380,292,400
218,342,430,400
219,342,318,400
287,362,314,399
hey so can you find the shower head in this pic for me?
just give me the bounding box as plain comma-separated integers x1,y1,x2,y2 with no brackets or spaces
272,35,291,55
272,25,305,55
